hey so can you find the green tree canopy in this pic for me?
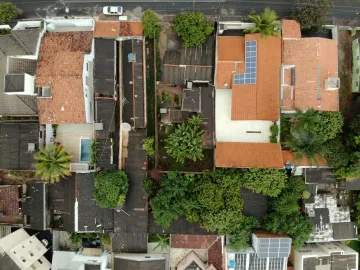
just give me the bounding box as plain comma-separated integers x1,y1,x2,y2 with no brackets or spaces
241,168,287,197
173,12,213,48
264,212,313,248
94,170,129,208
150,172,197,228
314,111,343,142
165,115,204,163
142,10,161,39
228,216,261,251
244,8,280,38
33,144,72,183
292,0,333,33
292,108,320,135
143,136,155,158
0,2,19,24
321,138,349,168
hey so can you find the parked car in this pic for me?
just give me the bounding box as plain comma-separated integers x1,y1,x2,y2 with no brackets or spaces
103,6,123,15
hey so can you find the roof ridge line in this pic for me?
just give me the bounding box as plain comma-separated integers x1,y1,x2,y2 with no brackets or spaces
16,95,37,114
11,31,33,55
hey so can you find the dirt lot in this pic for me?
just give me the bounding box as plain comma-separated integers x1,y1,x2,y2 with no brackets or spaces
159,24,181,61
0,170,38,185
338,30,360,122
157,84,183,107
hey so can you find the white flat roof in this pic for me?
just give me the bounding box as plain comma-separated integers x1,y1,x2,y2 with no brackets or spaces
216,89,274,143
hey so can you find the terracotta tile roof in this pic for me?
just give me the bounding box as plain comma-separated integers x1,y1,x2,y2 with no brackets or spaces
36,32,93,124
0,186,19,216
171,234,218,249
282,37,339,112
215,142,283,169
216,34,281,120
208,238,223,270
94,21,143,37
282,150,328,166
254,231,289,238
282,20,301,39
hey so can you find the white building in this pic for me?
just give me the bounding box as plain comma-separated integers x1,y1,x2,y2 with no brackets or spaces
0,228,51,270
52,249,110,270
292,242,358,270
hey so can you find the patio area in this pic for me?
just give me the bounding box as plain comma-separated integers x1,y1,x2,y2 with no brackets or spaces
51,124,93,162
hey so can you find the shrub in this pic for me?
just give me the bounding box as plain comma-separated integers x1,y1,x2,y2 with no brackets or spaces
270,123,279,137
165,115,204,163
68,233,83,244
228,216,260,251
8,171,20,177
174,94,180,105
292,0,333,33
99,233,111,245
314,111,343,142
141,178,156,197
142,9,161,39
162,92,170,102
173,12,213,48
0,28,11,35
242,168,287,197
94,170,129,208
321,138,349,168
143,137,155,158
0,2,19,24
90,140,98,167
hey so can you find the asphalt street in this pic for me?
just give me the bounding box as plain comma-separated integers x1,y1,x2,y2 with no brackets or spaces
7,0,360,22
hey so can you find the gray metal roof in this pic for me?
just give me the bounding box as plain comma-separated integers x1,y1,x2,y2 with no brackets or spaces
162,36,215,85
304,168,336,184
0,122,39,170
332,222,358,240
8,58,37,75
114,257,165,270
4,74,24,92
0,29,41,56
331,254,357,270
345,178,360,190
0,253,21,270
181,87,201,112
84,264,101,270
22,182,48,230
93,38,115,95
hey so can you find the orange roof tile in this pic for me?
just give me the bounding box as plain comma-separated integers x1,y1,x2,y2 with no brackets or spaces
282,150,328,166
216,142,284,169
282,20,301,39
229,34,281,120
94,21,143,37
282,37,339,112
171,235,218,249
36,32,93,124
218,36,245,61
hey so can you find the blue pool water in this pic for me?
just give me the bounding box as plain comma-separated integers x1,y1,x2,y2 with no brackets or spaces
80,138,91,162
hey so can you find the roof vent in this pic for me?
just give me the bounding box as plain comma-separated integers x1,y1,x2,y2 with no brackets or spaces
128,53,136,62
28,143,35,153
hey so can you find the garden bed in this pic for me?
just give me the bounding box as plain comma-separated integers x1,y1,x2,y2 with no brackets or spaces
0,170,38,185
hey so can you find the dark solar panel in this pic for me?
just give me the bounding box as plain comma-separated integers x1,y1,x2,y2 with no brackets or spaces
234,40,257,85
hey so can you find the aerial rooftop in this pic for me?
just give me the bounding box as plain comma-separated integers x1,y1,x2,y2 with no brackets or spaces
35,31,93,124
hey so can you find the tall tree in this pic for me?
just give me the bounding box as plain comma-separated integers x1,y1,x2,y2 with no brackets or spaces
142,10,161,39
165,115,204,163
173,12,214,48
244,8,280,38
292,0,333,33
94,170,129,208
33,144,72,183
292,108,319,136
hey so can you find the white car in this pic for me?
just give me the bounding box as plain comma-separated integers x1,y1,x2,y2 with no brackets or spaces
103,6,123,15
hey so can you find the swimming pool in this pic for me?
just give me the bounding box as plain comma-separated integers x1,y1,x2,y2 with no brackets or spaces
80,138,91,162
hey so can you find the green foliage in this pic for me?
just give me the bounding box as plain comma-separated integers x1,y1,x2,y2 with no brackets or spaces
292,108,320,135
162,92,170,102
94,170,129,208
90,140,98,167
0,28,11,35
333,165,360,179
314,111,343,142
321,138,349,168
150,172,197,228
242,168,287,197
142,9,161,39
244,8,280,38
280,114,292,143
144,136,155,158
33,144,72,183
292,0,333,33
173,12,214,48
0,2,19,24
264,212,313,248
195,170,244,234
174,94,180,105
8,171,20,177
228,216,261,251
99,233,111,245
141,178,157,197
165,115,204,163
269,122,279,143
52,124,58,129
152,234,170,251
68,232,83,244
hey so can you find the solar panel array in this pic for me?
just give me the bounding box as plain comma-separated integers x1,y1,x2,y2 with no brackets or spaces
257,237,291,258
234,40,257,85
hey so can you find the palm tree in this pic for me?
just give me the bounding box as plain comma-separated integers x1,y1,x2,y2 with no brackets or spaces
292,108,320,135
284,136,324,167
244,8,280,38
33,144,72,183
152,234,170,251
